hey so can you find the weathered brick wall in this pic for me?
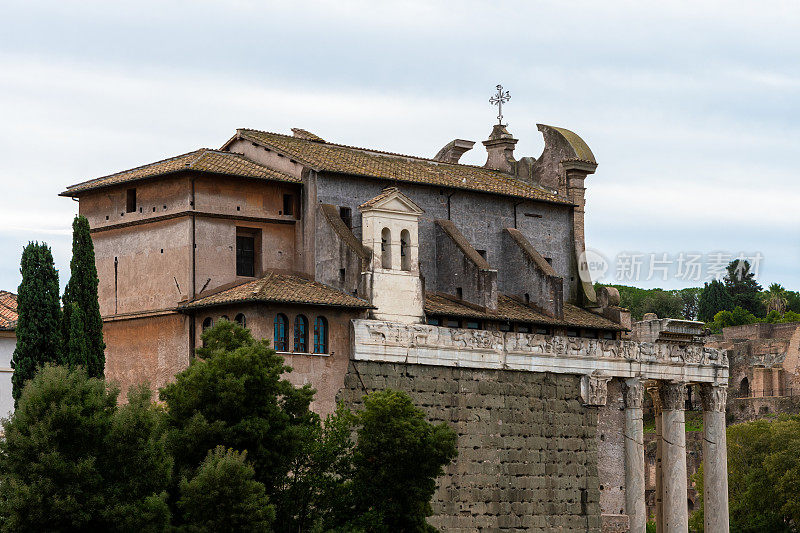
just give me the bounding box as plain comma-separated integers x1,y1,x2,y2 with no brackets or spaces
337,361,601,532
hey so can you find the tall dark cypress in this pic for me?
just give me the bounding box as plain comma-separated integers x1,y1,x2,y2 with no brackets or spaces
62,215,105,377
10,242,63,403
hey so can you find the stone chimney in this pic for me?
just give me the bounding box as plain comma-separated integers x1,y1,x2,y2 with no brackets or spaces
482,124,517,173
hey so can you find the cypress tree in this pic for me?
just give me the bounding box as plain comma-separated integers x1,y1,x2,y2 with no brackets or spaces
62,215,105,377
10,242,63,404
698,279,735,323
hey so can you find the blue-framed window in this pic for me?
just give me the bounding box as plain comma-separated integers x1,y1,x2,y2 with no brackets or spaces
274,313,288,351
313,316,328,354
294,315,308,353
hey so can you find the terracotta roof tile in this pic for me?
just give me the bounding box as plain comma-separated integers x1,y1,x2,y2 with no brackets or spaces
0,291,18,331
234,129,572,204
62,149,300,196
425,293,624,331
183,273,372,310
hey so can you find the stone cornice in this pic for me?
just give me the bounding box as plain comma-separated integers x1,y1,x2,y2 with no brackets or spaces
351,320,729,384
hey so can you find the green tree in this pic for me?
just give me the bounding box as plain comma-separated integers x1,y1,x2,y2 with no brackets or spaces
691,416,800,532
678,287,702,320
639,290,683,320
10,242,63,404
762,283,788,315
62,215,105,377
724,260,765,317
0,365,171,532
177,447,274,532
159,320,318,527
698,279,735,323
347,389,458,532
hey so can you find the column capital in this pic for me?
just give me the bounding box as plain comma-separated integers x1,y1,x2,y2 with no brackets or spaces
659,381,686,411
581,374,612,406
645,380,662,414
624,377,644,409
700,383,728,412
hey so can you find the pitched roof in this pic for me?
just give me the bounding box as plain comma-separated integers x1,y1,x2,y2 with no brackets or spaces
61,149,300,196
183,273,372,310
0,291,18,331
231,129,572,204
425,293,624,331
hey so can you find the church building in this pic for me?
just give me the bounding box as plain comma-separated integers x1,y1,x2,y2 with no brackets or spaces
61,109,730,531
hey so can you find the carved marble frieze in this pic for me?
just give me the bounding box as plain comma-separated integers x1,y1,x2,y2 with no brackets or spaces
353,320,729,385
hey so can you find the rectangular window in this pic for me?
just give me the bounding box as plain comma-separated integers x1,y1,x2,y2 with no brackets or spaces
339,206,352,229
126,189,136,213
582,330,599,339
283,194,294,216
236,235,255,277
465,321,481,330
566,329,579,337
602,331,616,340
499,323,511,332
455,287,463,300
339,268,346,283
535,327,550,335
427,317,441,326
516,324,531,334
444,319,460,328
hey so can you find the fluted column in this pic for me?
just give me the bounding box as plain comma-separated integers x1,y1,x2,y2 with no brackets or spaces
700,384,729,533
660,382,688,533
646,383,664,532
624,378,646,532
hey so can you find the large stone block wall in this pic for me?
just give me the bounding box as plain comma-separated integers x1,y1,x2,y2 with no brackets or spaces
337,360,601,532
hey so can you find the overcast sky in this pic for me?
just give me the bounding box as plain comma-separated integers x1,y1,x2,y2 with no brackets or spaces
1,0,798,293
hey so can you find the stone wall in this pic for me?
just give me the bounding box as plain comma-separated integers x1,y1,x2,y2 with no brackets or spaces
314,173,576,302
337,360,602,532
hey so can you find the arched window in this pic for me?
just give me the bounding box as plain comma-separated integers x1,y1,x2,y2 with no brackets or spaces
313,316,328,354
740,376,750,398
220,315,229,322
274,314,288,352
381,227,392,269
235,313,246,328
400,229,411,271
294,315,308,353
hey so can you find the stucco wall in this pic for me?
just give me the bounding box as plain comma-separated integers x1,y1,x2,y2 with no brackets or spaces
337,361,601,532
314,174,575,302
0,332,15,418
93,218,193,316
103,313,190,397
78,174,191,230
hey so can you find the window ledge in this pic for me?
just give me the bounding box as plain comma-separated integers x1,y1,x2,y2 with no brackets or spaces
276,351,330,357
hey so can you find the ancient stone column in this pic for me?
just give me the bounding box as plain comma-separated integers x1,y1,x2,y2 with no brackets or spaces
646,383,664,532
660,382,688,533
700,384,730,533
624,378,646,532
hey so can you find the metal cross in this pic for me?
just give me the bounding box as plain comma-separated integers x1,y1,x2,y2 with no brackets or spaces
489,84,511,125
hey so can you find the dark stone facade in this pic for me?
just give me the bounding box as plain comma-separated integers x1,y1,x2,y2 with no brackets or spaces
313,173,576,304
337,361,602,532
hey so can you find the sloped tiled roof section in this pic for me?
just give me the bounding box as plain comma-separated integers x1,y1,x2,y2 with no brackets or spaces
183,273,372,310
61,149,300,196
0,291,18,331
232,129,573,204
425,293,624,331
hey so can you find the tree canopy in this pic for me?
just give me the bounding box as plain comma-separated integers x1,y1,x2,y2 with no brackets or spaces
62,215,105,377
10,242,63,404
